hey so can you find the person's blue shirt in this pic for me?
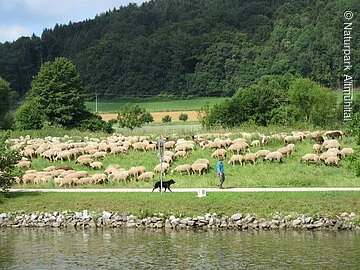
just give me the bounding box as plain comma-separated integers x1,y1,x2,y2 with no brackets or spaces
216,161,224,175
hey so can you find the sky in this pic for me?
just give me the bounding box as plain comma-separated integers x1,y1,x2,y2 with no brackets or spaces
0,0,146,43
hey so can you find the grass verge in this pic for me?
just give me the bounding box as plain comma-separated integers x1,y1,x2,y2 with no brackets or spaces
1,191,359,219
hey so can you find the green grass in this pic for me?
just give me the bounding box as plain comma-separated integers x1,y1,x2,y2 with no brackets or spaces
1,191,359,219
85,97,228,113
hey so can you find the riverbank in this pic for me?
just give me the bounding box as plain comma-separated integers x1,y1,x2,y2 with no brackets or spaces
0,210,359,231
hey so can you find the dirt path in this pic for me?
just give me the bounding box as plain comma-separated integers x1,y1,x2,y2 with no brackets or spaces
99,111,199,122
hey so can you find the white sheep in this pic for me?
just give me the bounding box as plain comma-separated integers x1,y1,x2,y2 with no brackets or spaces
138,172,155,181
108,171,130,181
92,173,107,184
255,150,271,160
174,151,187,159
92,151,108,159
227,142,249,154
325,156,340,167
128,166,146,179
312,144,321,154
228,155,244,166
300,154,320,164
16,160,32,168
190,163,208,175
250,140,260,148
171,164,192,175
211,148,227,159
340,148,354,158
243,153,257,165
319,152,337,162
276,146,292,158
264,152,284,163
153,163,170,175
89,161,104,170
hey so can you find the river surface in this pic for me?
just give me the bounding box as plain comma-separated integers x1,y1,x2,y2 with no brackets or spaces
0,228,359,269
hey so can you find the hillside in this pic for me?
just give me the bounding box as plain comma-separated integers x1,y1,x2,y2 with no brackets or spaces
0,0,359,100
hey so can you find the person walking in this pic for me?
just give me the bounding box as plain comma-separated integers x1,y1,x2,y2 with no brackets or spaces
216,157,225,189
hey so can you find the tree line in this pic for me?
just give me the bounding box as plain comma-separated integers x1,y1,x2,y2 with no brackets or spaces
0,0,359,101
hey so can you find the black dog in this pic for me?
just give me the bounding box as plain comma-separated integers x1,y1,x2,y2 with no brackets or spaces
152,179,176,192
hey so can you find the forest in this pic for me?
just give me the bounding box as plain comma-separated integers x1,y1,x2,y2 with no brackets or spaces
0,0,359,101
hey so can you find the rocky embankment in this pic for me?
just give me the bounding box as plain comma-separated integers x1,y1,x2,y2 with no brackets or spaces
0,211,359,231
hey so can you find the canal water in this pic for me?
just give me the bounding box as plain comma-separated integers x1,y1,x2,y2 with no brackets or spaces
0,228,359,269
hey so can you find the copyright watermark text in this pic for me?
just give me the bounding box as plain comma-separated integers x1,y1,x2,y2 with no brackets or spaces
343,11,354,121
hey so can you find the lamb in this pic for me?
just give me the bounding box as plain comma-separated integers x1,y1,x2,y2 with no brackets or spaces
228,155,244,166
340,148,354,158
89,161,104,170
138,172,155,181
325,156,340,167
312,144,321,154
300,154,320,164
171,164,192,175
264,151,283,163
211,148,227,159
261,135,268,146
250,140,260,148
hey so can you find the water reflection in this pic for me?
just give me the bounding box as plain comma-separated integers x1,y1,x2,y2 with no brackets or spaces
0,228,359,269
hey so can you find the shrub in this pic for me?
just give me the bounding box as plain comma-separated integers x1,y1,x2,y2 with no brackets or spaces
179,113,188,122
162,115,172,123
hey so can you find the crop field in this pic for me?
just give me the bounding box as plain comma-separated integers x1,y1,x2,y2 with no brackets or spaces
85,97,227,113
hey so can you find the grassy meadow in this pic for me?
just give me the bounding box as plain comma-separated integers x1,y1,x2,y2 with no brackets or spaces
2,97,360,218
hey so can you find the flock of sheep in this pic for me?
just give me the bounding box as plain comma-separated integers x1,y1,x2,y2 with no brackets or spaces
8,129,355,187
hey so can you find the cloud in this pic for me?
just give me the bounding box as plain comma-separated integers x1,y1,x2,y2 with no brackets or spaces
0,25,31,43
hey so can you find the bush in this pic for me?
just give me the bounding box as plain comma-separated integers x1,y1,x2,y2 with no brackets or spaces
79,114,114,134
179,113,188,122
162,115,172,123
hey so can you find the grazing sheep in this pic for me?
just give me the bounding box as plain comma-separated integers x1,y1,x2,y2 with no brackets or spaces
327,148,340,156
228,142,249,154
250,140,260,148
171,164,192,175
277,146,292,157
255,150,271,160
243,153,257,165
138,172,155,181
324,130,343,139
153,163,170,175
89,161,104,170
104,164,122,175
193,158,210,169
16,160,32,168
92,173,107,184
92,151,108,159
54,150,72,162
128,166,146,179
319,151,337,162
191,163,208,175
211,148,227,159
162,155,173,164
300,154,320,164
340,148,354,158
108,171,130,181
312,144,321,154
110,146,128,155
322,140,341,150
264,152,284,163
164,141,176,149
228,155,244,166
325,156,340,167
174,151,187,159
42,166,56,172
